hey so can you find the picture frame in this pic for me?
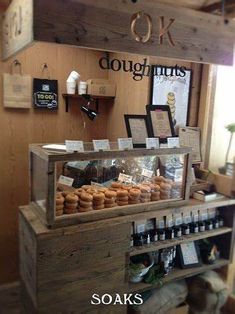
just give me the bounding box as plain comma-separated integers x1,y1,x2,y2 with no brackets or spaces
146,105,175,143
150,65,192,133
177,241,201,269
124,114,151,148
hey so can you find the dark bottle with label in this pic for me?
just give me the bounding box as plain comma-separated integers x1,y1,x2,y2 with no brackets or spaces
174,226,182,238
213,217,220,229
199,221,205,232
166,227,174,240
182,224,190,235
205,220,213,231
190,222,199,233
158,229,166,241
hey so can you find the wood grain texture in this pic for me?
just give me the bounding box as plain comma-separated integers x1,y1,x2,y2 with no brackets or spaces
0,42,109,284
33,0,235,65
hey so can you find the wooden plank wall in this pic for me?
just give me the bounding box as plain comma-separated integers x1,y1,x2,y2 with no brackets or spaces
0,41,109,284
106,52,202,140
0,49,202,284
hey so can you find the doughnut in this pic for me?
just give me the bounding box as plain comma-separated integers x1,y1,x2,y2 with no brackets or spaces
104,197,116,204
105,190,117,198
64,208,78,214
56,210,63,216
117,200,129,206
151,197,160,201
129,188,141,197
151,184,160,192
111,182,122,189
117,196,129,202
65,193,79,203
109,187,120,192
74,188,84,197
65,203,78,210
140,198,150,203
80,192,93,202
56,204,64,211
117,189,128,197
139,185,151,193
78,206,92,212
160,183,172,190
80,200,93,208
62,191,71,197
93,204,105,210
129,199,140,204
82,185,92,191
122,185,133,191
105,203,116,208
98,187,108,193
93,192,105,201
154,176,165,183
93,199,104,205
140,192,151,198
56,194,64,205
165,179,173,185
87,188,98,195
129,196,140,202
151,191,160,197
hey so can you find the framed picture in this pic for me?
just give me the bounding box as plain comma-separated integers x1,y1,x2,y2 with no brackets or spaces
124,114,150,148
146,105,175,143
150,66,192,133
178,241,201,269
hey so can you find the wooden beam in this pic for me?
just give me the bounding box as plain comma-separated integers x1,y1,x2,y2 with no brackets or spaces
2,0,235,65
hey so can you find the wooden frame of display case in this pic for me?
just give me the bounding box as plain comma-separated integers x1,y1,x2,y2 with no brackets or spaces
29,143,192,228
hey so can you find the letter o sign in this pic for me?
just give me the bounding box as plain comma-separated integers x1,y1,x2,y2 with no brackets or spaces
130,11,152,43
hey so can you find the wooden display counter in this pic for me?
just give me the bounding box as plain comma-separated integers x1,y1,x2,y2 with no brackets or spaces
20,197,235,313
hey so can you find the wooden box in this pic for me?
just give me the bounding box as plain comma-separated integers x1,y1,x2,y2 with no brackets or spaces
87,79,116,97
29,143,192,228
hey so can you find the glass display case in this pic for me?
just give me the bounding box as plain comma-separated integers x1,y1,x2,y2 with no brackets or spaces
29,143,192,228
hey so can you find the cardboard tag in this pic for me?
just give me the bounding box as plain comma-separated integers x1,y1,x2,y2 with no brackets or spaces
93,139,110,151
58,175,74,186
118,173,133,184
146,138,159,149
167,137,180,148
118,138,133,150
65,140,84,152
142,168,153,178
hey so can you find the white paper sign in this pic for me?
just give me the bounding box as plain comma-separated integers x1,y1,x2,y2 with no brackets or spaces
118,138,133,150
93,139,110,151
146,137,160,149
142,168,153,178
118,173,133,184
167,137,180,148
58,175,74,186
65,140,84,152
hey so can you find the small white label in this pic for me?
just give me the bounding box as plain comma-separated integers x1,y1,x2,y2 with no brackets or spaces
195,226,199,233
65,140,84,152
146,138,160,149
200,225,205,232
118,173,133,184
142,168,153,178
58,175,74,186
185,229,190,235
177,230,182,237
167,137,180,148
160,234,165,241
93,139,110,151
154,234,158,242
174,168,183,182
118,138,133,150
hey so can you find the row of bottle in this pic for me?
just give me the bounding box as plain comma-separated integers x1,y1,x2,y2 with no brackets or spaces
130,208,224,247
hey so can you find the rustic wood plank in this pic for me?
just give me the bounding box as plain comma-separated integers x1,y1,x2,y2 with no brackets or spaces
33,0,235,65
0,281,20,314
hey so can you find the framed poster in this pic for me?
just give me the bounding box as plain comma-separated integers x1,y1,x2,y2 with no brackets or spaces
33,78,58,110
146,105,175,143
150,66,192,132
124,114,150,148
179,127,202,163
178,241,201,269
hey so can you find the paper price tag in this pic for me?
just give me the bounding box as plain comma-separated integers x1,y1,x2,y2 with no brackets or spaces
58,175,74,186
146,138,159,149
118,138,133,150
93,139,110,151
142,168,153,178
118,173,133,184
65,140,84,152
167,137,180,148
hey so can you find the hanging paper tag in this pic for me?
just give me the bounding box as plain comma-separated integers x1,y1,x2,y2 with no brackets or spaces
58,175,74,186
118,173,133,184
65,140,84,152
93,139,110,151
142,168,153,178
146,138,160,149
118,138,133,150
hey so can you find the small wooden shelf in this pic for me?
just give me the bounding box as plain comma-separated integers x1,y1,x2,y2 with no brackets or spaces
129,227,232,256
190,178,212,194
129,258,229,293
62,93,115,112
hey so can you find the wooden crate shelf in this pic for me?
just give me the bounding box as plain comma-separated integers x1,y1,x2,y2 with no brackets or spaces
129,258,229,293
129,227,232,256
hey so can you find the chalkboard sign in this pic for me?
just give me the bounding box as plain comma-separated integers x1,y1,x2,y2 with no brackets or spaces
33,78,58,109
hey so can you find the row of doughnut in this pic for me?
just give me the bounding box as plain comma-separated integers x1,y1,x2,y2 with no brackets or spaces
55,176,178,216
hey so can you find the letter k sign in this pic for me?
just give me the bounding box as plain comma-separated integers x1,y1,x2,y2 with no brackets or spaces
159,16,175,46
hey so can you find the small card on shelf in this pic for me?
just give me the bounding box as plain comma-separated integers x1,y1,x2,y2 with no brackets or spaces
167,137,180,148
65,140,84,152
142,168,153,178
118,173,133,184
146,137,160,149
58,175,74,187
93,139,110,151
118,138,133,150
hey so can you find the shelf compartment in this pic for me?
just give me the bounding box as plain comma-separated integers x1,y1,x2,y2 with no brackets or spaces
129,258,229,293
129,227,232,256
